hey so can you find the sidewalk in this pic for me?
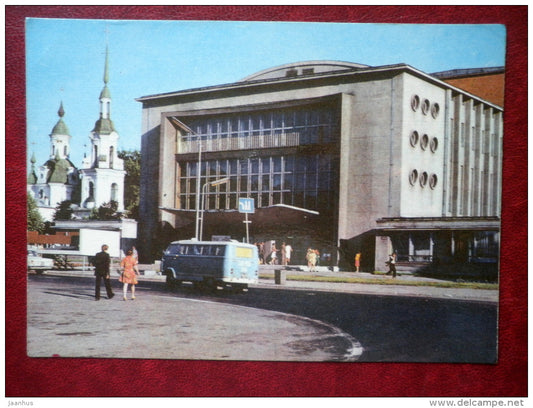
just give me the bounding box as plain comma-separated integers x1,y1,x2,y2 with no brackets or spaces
43,263,499,304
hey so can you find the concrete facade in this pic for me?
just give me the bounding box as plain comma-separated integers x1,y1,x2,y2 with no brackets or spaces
137,61,502,276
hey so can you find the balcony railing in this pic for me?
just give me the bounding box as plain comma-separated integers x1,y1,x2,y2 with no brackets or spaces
179,132,304,154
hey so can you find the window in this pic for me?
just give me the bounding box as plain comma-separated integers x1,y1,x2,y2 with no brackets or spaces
429,174,438,189
109,146,114,168
409,169,418,186
431,103,440,118
409,131,419,147
419,172,428,187
420,134,429,151
411,95,420,111
421,99,430,115
430,137,439,153
111,183,118,201
179,154,335,212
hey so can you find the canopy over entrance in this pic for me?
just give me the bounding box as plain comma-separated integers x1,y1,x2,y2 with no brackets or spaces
159,204,319,229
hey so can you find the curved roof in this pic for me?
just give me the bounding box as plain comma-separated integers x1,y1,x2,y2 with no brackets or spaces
51,118,70,136
239,60,370,82
51,102,70,136
92,117,116,134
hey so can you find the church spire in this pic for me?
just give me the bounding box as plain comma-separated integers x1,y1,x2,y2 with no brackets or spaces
28,152,38,184
103,45,109,85
51,101,70,136
93,46,115,133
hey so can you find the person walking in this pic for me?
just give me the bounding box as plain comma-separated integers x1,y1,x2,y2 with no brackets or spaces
281,242,287,266
283,242,293,266
270,244,278,265
355,253,361,272
93,244,115,301
306,248,317,272
386,252,397,278
119,249,140,300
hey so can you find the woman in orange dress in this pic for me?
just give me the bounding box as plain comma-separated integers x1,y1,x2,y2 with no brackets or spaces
119,249,139,300
355,253,361,272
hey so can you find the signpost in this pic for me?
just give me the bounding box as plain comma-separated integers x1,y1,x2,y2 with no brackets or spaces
238,198,254,243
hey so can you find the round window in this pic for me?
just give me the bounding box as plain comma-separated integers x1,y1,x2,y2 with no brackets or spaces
419,171,428,187
411,95,420,111
431,103,440,118
421,99,430,115
409,130,419,147
430,137,438,153
409,169,418,186
420,134,429,151
429,174,438,189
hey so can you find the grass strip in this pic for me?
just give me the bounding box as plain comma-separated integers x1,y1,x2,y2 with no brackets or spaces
259,274,498,290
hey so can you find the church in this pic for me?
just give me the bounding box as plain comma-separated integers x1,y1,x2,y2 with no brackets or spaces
27,48,125,222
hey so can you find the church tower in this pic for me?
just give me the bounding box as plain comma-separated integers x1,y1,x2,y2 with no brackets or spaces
49,101,71,160
27,102,80,221
80,47,125,211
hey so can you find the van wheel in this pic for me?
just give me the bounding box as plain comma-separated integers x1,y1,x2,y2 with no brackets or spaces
166,274,179,288
193,281,203,290
231,284,247,294
204,279,218,292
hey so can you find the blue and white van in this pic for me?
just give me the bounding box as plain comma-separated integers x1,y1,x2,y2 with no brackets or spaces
161,240,259,292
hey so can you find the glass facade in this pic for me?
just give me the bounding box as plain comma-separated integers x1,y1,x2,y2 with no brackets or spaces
178,154,338,213
177,104,340,214
178,106,338,154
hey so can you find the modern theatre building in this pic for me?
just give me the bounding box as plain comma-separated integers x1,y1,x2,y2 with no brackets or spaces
137,61,502,276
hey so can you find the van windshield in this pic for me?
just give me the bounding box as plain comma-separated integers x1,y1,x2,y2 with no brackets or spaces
165,244,226,256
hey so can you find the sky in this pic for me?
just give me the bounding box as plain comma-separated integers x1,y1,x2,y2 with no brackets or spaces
26,19,507,169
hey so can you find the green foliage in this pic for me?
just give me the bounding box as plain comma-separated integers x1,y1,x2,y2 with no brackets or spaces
27,194,45,232
53,200,74,221
118,149,140,219
90,200,123,220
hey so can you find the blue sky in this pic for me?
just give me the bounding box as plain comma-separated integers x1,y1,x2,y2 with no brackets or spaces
26,19,506,169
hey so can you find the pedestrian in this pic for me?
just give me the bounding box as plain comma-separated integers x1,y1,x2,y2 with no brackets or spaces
132,246,139,261
259,242,265,265
93,244,115,301
281,242,287,266
270,244,278,265
355,253,361,272
306,248,317,272
386,252,397,278
284,242,293,266
119,249,140,300
314,249,320,267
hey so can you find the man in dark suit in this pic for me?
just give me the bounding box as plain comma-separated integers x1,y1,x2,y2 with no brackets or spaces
93,244,115,300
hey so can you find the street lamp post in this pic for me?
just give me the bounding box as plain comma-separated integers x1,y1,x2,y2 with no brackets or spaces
199,177,230,241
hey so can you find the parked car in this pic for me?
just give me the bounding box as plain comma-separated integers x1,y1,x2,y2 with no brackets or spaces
27,250,54,273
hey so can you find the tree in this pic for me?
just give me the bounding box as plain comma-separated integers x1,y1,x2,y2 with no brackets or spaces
53,200,74,221
90,200,123,220
118,149,140,219
27,194,45,232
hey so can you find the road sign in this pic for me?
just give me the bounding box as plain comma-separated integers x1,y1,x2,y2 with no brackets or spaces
238,198,255,214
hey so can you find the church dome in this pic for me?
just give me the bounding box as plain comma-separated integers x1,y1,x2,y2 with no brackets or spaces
92,117,116,134
51,118,70,136
50,102,70,136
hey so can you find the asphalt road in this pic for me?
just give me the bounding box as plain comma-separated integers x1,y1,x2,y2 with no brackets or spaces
27,274,362,361
27,273,498,363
